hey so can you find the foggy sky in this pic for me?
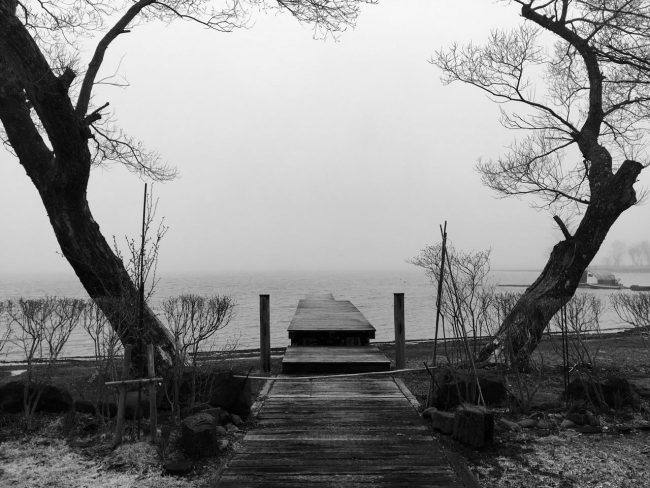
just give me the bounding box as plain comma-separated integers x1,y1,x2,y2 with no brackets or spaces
1,1,648,276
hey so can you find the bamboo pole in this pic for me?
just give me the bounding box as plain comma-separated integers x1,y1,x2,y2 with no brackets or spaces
113,345,132,447
432,221,448,366
147,344,158,443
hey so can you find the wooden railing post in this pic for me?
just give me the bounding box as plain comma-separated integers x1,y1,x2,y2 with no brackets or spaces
260,294,271,373
147,344,158,444
394,293,405,370
113,344,132,447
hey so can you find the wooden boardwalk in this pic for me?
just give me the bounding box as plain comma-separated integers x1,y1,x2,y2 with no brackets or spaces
216,377,466,487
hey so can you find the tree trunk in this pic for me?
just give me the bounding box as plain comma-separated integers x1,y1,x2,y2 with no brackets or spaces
0,10,174,371
479,159,643,367
40,190,175,369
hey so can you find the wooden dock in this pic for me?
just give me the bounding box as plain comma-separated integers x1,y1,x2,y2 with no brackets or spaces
282,294,390,374
216,377,466,487
287,294,376,346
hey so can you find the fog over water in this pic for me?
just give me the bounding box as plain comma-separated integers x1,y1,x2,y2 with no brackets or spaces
2,268,648,362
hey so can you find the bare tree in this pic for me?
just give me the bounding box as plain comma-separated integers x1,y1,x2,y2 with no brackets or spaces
433,1,647,366
0,0,373,367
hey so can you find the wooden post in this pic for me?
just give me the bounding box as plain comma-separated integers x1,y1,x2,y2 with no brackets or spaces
147,344,158,444
260,294,271,373
394,293,405,370
113,345,132,447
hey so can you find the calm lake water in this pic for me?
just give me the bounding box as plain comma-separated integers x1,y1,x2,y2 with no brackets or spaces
1,268,649,362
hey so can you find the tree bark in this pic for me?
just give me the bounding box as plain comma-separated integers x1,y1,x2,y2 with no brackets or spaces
479,159,643,367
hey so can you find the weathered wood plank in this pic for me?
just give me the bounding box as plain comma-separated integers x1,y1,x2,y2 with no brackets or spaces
216,378,465,487
282,346,390,374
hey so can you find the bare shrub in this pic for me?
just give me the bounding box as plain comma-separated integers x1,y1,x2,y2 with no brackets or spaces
550,294,604,370
611,293,650,330
8,297,85,428
0,300,11,358
162,294,235,422
80,298,124,418
412,244,492,361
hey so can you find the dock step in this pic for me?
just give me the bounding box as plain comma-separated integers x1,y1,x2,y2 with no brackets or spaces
282,346,391,374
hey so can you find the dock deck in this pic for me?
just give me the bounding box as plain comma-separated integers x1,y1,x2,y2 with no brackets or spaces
282,294,389,374
216,377,466,487
287,294,375,346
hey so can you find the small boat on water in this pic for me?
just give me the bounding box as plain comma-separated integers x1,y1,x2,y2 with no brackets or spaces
630,285,650,292
578,270,626,290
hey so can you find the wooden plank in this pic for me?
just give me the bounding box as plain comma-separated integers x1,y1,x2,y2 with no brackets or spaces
281,346,390,374
216,377,465,487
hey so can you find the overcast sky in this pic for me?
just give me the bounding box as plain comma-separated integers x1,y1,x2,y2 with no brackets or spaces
1,1,648,276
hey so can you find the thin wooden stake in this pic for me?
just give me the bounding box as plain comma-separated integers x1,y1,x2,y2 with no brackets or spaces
113,345,132,447
137,183,148,440
394,293,405,370
260,295,271,373
147,344,158,444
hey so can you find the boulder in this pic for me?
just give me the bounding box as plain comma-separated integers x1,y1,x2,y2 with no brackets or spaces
180,413,218,458
163,459,194,475
518,418,538,429
203,407,231,426
431,370,506,410
0,381,72,413
560,419,575,429
565,376,640,409
498,418,521,432
206,372,252,418
230,413,243,427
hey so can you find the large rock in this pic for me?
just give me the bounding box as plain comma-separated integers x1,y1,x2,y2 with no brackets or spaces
565,376,640,409
431,370,506,410
180,413,219,458
0,381,72,413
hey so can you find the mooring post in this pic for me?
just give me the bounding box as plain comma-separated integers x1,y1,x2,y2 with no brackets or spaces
113,344,132,447
394,293,405,370
260,294,271,373
147,344,158,444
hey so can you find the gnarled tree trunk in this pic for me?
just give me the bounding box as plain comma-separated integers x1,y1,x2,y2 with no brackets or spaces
0,4,174,369
479,159,643,367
